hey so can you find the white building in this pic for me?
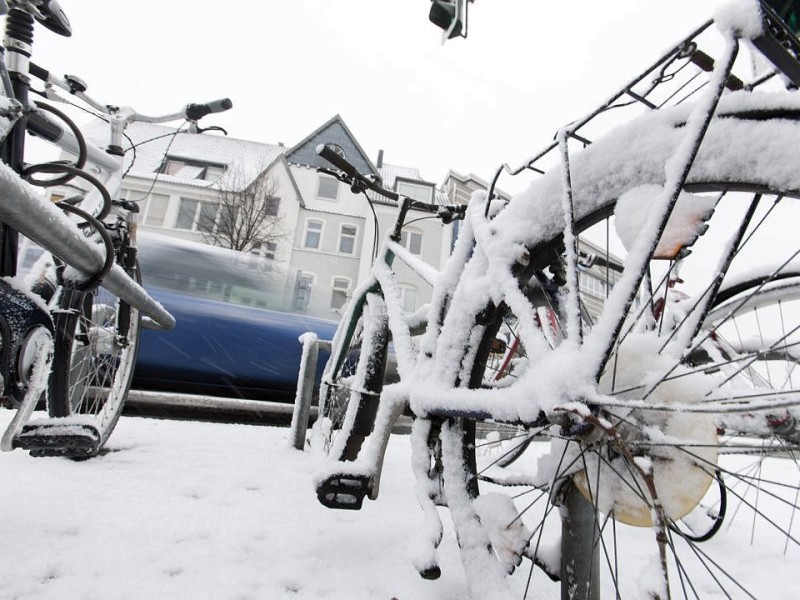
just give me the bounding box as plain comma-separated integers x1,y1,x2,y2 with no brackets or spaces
36,116,621,327
262,115,454,319
65,115,457,320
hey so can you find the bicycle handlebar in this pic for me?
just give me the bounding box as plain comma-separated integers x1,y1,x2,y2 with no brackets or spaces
185,98,233,121
28,62,232,125
315,143,466,222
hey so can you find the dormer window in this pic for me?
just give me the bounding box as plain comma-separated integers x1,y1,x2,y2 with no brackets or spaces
396,178,433,203
159,157,227,182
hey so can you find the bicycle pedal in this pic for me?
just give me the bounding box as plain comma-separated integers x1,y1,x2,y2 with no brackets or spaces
418,565,441,580
316,473,373,510
13,422,101,458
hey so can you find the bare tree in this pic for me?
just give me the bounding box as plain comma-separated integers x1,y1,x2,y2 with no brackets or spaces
197,169,286,254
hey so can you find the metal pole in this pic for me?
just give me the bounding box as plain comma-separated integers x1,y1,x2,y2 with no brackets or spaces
290,333,320,450
0,165,175,329
562,482,600,600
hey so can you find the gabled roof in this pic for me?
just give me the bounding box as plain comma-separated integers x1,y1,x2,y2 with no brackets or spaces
81,120,286,191
284,114,378,175
267,154,306,208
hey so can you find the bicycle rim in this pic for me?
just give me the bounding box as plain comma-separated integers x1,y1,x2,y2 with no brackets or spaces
317,292,389,461
49,263,141,451
458,184,800,598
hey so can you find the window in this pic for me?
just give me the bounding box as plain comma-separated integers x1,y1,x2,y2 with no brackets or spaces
144,193,169,226
175,198,219,231
579,271,610,298
197,201,219,231
264,196,280,217
330,277,351,310
400,230,422,255
263,241,278,260
204,165,226,182
175,198,198,230
293,272,315,311
396,180,433,203
250,241,278,262
318,175,339,200
398,284,417,313
304,220,323,249
339,224,357,254
160,157,226,182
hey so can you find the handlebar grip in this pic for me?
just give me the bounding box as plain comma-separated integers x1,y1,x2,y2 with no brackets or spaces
316,143,357,177
185,98,233,120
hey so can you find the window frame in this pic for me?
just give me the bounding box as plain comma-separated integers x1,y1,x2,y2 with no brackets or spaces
396,178,434,203
397,283,418,313
338,223,358,255
264,196,280,217
159,157,227,182
317,175,340,200
175,197,220,232
400,229,423,256
142,192,170,227
330,276,352,311
303,219,324,250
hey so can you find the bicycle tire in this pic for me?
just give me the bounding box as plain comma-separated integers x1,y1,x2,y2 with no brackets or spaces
316,291,390,462
433,102,800,599
48,257,141,456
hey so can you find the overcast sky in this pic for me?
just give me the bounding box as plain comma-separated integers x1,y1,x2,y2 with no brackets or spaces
29,0,734,188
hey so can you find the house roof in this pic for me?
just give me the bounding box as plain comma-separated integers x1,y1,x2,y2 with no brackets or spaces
284,114,378,175
81,120,286,191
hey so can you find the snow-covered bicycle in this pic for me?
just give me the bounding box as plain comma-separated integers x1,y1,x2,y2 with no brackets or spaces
0,0,230,457
303,1,800,598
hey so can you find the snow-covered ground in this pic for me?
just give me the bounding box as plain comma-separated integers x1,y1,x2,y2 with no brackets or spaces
0,411,796,599
0,412,470,600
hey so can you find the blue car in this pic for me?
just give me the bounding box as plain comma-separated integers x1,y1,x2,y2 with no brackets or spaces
131,233,338,411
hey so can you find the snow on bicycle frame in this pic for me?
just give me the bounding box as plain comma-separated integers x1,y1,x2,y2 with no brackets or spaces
411,5,800,425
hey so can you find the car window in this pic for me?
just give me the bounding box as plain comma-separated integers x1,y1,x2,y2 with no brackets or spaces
137,234,285,310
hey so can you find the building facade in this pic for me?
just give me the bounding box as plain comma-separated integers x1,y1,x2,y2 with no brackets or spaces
58,115,456,321
44,116,616,324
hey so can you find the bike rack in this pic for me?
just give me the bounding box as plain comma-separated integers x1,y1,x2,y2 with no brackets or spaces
0,163,175,330
290,333,331,450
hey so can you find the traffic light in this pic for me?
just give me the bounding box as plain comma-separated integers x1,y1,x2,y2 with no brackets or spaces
429,0,470,41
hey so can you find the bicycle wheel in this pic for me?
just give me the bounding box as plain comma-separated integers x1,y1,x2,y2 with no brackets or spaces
433,103,800,599
48,258,141,457
317,291,389,461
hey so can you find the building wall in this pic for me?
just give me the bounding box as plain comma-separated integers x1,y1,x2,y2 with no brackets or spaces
273,163,452,320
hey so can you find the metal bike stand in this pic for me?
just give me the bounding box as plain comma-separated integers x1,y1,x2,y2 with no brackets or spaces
290,333,331,450
562,482,600,600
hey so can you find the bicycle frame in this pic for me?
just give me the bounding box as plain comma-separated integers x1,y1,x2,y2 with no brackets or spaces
313,4,800,492
0,3,229,456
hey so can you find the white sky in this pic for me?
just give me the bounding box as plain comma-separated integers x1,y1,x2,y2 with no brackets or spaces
29,0,734,187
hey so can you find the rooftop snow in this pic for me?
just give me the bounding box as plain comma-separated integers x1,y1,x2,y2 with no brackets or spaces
81,120,286,191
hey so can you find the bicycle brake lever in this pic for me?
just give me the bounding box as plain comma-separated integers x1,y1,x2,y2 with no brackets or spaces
317,167,351,185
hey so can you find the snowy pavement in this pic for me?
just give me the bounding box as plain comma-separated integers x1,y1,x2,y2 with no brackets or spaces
0,412,468,600
1,411,796,599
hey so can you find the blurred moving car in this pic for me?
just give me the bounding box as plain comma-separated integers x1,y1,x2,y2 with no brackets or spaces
130,233,338,415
